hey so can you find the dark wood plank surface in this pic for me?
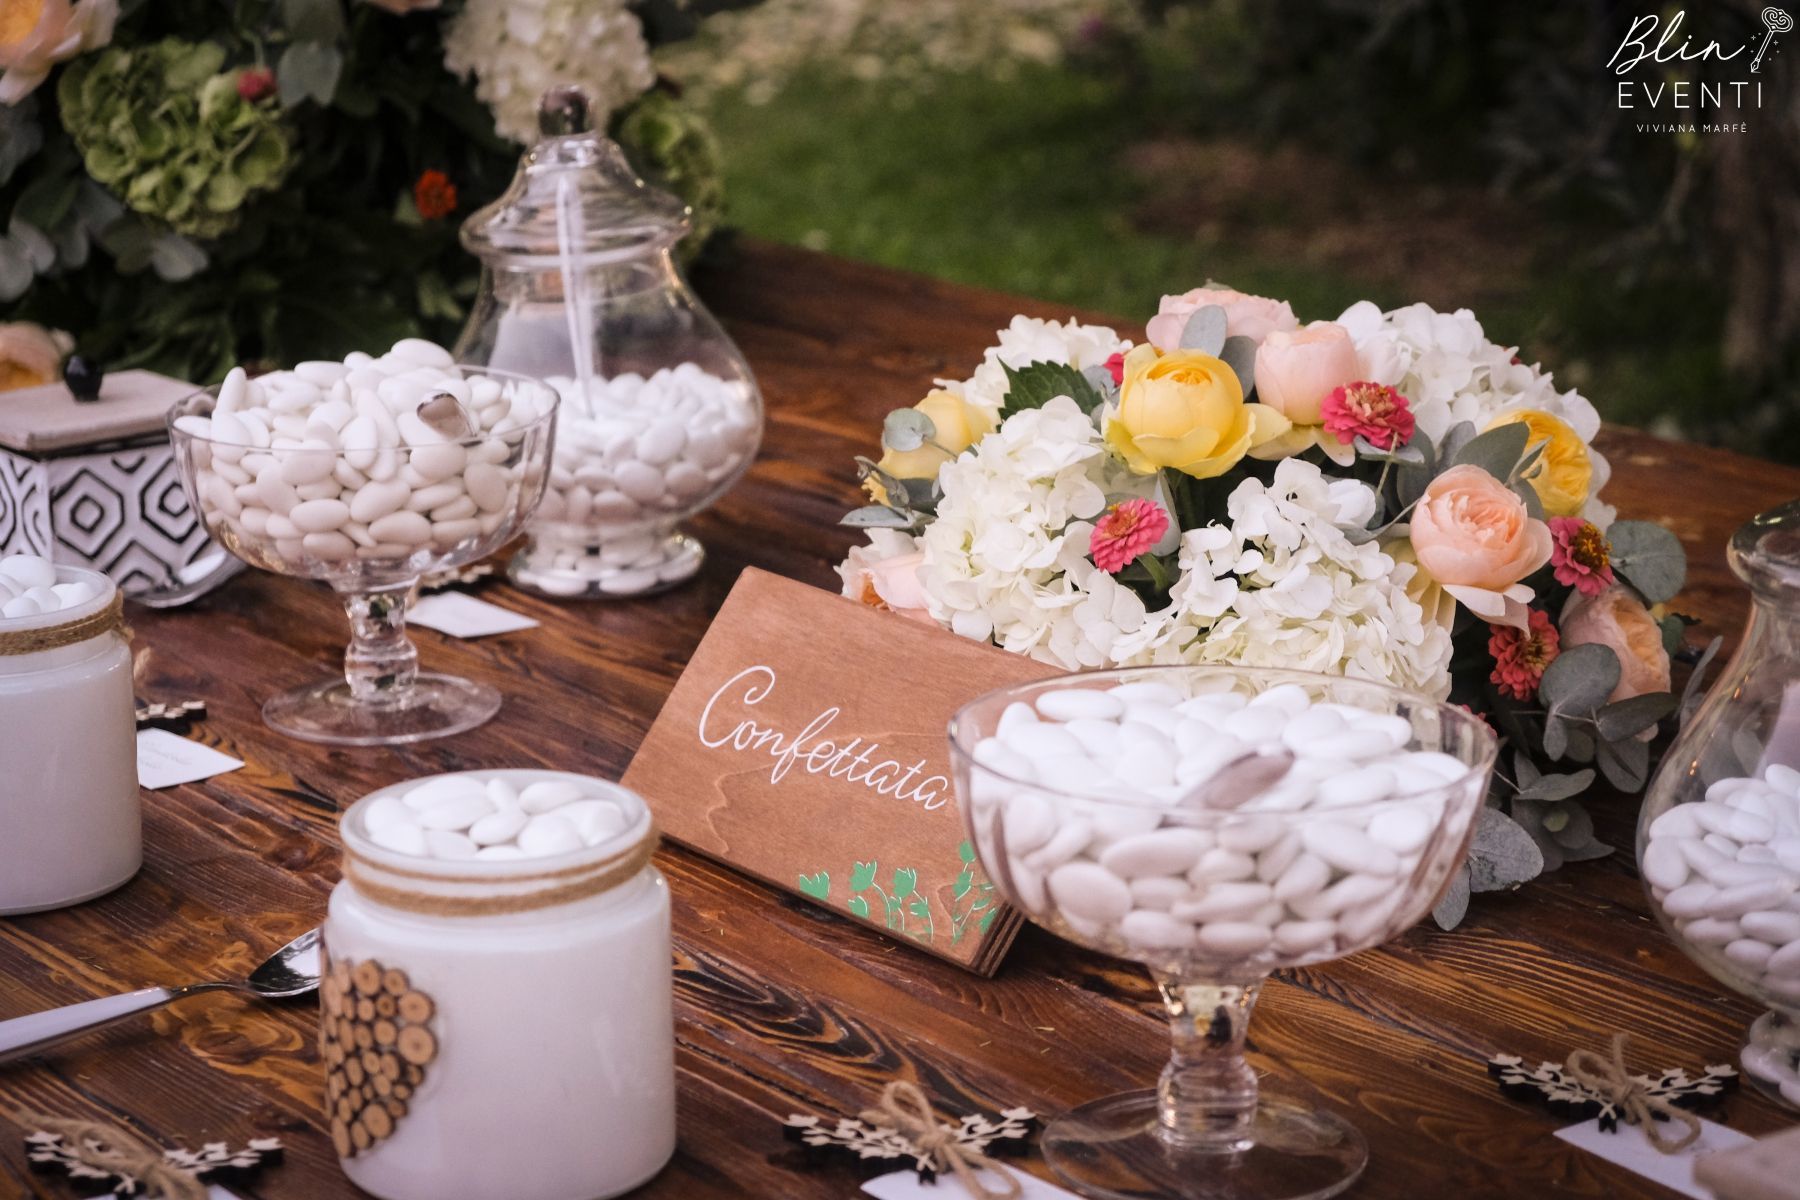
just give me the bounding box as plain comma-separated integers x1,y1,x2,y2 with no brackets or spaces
3,240,1800,1199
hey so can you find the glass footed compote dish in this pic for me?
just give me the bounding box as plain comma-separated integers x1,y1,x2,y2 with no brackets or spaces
168,365,556,746
949,665,1497,1200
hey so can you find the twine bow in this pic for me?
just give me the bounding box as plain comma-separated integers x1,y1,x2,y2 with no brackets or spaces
1562,1034,1703,1154
16,1110,206,1200
858,1082,1022,1200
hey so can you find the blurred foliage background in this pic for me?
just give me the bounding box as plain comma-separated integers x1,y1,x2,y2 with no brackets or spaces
666,0,1800,462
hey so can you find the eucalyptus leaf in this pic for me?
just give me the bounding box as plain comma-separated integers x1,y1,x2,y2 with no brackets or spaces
1608,520,1687,604
1563,724,1597,763
1467,806,1545,892
1542,714,1569,761
282,0,346,42
1452,422,1530,482
1217,336,1257,398
1511,480,1546,521
1179,305,1229,356
1512,750,1542,787
148,233,208,281
1438,421,1477,467
1515,768,1595,802
0,237,30,302
1353,435,1427,465
1432,866,1472,930
1659,613,1687,657
278,41,342,109
1396,430,1437,509
1539,643,1621,716
1596,734,1650,791
840,505,915,529
1595,692,1676,741
881,407,937,453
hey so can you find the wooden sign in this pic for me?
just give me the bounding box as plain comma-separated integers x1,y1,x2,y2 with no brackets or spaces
622,567,1056,974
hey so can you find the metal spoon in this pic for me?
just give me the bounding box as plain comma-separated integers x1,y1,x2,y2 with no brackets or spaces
0,927,320,1065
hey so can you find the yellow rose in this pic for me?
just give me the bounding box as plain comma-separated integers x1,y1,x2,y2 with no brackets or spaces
1104,344,1289,480
865,388,995,504
1485,409,1592,517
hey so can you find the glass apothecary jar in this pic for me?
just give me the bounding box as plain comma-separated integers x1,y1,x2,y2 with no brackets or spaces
453,87,763,599
1638,499,1800,1106
325,770,675,1199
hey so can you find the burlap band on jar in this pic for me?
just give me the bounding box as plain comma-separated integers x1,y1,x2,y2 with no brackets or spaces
344,826,660,917
0,592,126,657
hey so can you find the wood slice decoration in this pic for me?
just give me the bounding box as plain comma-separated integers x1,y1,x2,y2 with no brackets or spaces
319,953,438,1159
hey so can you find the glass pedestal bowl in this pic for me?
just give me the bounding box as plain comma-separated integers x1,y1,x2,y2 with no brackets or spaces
949,665,1497,1200
168,367,556,746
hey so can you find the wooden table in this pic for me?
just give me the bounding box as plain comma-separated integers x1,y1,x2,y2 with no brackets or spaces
4,242,1799,1199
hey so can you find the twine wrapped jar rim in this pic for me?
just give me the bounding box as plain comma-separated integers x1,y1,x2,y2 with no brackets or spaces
0,566,125,658
339,770,659,918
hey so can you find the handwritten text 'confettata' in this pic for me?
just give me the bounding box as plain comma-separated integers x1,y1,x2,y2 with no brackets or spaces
696,665,950,810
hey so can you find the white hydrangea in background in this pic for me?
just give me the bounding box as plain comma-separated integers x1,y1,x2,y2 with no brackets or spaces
443,0,656,144
1337,299,1614,527
948,316,1129,423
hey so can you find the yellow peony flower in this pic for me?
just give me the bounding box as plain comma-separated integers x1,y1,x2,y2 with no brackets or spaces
1485,409,1592,517
1104,344,1289,480
866,388,995,504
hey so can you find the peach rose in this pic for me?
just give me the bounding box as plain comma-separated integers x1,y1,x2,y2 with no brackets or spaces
1560,586,1671,704
0,321,72,392
1409,465,1553,629
1146,286,1298,352
1253,322,1359,426
839,539,934,625
0,0,116,103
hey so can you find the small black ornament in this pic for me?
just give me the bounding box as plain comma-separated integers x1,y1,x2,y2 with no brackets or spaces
65,356,104,403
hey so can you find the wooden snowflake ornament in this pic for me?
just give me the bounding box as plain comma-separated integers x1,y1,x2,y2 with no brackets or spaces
784,1082,1036,1194
23,1126,282,1197
1489,1051,1738,1130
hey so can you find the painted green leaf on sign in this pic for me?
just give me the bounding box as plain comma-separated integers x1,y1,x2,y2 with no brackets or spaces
849,861,878,892
892,867,918,899
848,895,870,918
797,871,830,900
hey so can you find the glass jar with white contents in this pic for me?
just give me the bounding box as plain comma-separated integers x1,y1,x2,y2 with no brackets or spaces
453,87,763,600
0,558,139,914
326,770,674,1200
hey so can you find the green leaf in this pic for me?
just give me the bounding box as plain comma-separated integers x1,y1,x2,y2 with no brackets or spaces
1596,692,1677,741
1539,643,1621,717
1353,435,1427,466
908,896,931,919
1432,865,1471,930
1511,479,1546,521
1467,806,1545,892
1659,613,1688,657
1452,422,1530,482
1178,305,1228,355
882,407,937,453
840,505,916,529
278,42,342,109
14,172,79,230
1438,421,1477,466
847,895,870,918
1542,714,1569,761
999,360,1104,418
282,0,346,43
1515,768,1595,802
797,871,830,900
952,868,973,900
1217,335,1257,398
1396,430,1438,509
977,907,998,934
849,860,877,892
1597,734,1651,791
958,839,976,864
1608,520,1687,604
891,867,918,900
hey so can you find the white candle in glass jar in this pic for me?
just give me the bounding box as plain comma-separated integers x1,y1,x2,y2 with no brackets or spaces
327,770,675,1200
0,563,139,914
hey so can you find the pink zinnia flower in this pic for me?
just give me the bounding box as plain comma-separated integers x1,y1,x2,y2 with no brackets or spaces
1488,609,1560,701
1320,381,1415,450
1103,352,1125,386
1549,516,1615,596
237,67,276,103
1089,498,1168,574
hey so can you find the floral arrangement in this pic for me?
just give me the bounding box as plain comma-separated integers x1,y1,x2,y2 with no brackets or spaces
838,287,1697,926
0,0,737,390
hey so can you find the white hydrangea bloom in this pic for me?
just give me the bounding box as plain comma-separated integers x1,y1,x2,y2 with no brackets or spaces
946,316,1130,423
918,397,1150,669
1337,299,1614,528
443,0,656,144
1118,460,1453,697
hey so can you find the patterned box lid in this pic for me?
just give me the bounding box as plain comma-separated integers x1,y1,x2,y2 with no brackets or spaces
0,371,198,454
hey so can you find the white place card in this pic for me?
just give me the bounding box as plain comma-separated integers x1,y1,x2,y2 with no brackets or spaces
1557,1115,1753,1199
137,729,245,790
863,1167,1080,1200
409,592,539,638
